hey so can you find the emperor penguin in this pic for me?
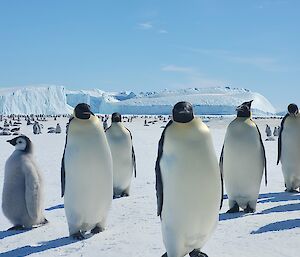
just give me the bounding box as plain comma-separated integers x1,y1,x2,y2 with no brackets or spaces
220,100,267,213
277,103,300,192
61,103,113,240
155,101,223,257
2,135,47,230
105,112,136,198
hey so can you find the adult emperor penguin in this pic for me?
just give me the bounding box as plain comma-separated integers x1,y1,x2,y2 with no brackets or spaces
277,103,300,192
105,112,136,198
220,100,267,213
155,101,223,257
61,103,113,240
2,135,47,230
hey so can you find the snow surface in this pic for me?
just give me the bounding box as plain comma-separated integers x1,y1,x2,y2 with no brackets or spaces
0,85,276,115
0,116,299,257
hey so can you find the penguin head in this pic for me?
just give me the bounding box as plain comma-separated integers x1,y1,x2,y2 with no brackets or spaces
74,103,94,120
236,100,253,118
111,112,122,122
7,135,32,152
288,103,298,116
172,101,194,123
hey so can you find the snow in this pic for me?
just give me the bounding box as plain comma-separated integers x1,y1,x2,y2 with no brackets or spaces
0,115,299,256
0,85,276,115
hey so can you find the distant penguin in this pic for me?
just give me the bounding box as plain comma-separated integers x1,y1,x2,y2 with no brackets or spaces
265,124,272,137
55,123,61,134
61,103,113,240
105,113,136,198
156,101,223,257
103,119,108,130
33,121,41,134
220,100,267,213
277,103,300,192
273,126,279,137
2,135,47,230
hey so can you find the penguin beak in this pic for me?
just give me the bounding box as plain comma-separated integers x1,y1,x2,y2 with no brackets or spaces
7,139,17,146
83,111,94,116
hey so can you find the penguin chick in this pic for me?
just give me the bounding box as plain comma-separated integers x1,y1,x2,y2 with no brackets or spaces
2,135,47,230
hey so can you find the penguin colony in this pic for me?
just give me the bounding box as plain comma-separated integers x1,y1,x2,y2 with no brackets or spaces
1,101,299,257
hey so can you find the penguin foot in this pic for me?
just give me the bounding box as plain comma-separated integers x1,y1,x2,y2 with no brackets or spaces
71,231,85,240
226,203,240,213
113,195,121,199
42,218,49,225
161,253,168,257
91,225,104,234
121,192,129,198
7,225,25,231
189,249,208,257
285,188,299,193
244,205,255,213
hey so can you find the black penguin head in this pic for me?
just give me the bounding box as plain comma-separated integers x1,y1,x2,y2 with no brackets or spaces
7,135,32,153
172,101,194,123
74,103,94,120
111,112,122,122
236,100,253,118
288,103,298,116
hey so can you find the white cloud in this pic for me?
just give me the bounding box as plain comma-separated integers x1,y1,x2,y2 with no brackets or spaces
161,65,194,74
228,56,286,72
185,47,288,72
161,65,227,87
158,29,168,34
138,22,153,30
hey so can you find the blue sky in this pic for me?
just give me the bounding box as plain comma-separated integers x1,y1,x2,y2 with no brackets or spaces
0,0,299,110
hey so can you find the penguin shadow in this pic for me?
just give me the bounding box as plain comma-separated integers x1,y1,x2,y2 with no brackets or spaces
257,202,300,215
251,218,300,234
219,192,300,221
45,204,64,211
0,236,78,256
258,191,300,204
0,229,29,240
219,211,245,221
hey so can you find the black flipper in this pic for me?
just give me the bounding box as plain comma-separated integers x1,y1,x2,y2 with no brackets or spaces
104,125,111,132
219,145,225,209
126,128,137,178
61,117,74,197
277,114,289,165
155,120,173,217
253,121,268,186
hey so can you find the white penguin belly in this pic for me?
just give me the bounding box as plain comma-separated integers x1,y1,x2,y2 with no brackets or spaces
64,126,112,231
281,120,300,189
223,122,264,208
106,129,133,192
160,120,221,256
